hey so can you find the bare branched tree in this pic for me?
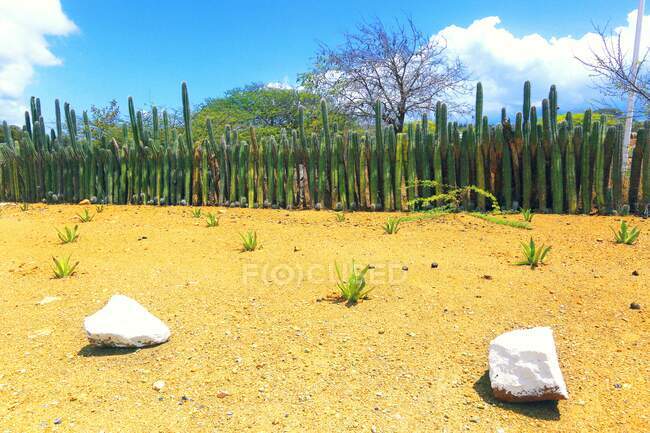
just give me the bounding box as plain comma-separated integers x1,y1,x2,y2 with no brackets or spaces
576,24,650,117
300,18,470,132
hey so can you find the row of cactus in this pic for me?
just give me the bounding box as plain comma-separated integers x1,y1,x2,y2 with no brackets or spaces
1,81,649,213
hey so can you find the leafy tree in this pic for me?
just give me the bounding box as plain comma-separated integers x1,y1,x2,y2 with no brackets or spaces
192,83,352,142
90,99,122,140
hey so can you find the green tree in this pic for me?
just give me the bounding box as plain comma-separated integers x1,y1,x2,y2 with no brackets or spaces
192,83,352,142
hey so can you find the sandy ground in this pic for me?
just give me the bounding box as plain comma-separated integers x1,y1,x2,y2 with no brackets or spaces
0,203,648,433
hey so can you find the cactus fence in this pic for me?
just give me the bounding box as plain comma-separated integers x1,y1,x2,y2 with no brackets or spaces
1,81,649,214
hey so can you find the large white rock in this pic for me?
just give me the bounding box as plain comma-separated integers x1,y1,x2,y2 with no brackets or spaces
488,327,568,402
84,295,170,347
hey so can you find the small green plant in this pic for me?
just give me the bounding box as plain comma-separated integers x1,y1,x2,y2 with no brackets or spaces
20,202,29,212
516,238,551,269
335,260,373,304
612,221,641,245
95,205,105,213
335,212,345,222
205,212,220,227
471,212,531,230
192,208,202,218
521,208,534,222
56,225,79,244
239,230,258,251
382,217,402,234
76,209,95,223
51,256,79,278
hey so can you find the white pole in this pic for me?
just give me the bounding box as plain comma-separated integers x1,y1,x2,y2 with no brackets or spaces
622,0,645,171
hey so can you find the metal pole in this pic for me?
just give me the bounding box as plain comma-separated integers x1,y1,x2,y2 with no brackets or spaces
622,0,645,171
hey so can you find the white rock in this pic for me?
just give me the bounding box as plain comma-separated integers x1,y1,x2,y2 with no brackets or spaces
37,296,60,305
152,380,165,391
84,295,170,347
488,327,568,402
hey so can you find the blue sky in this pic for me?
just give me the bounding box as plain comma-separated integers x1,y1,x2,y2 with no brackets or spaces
0,0,646,125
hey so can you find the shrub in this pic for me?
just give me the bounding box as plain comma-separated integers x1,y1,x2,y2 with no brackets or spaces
335,260,372,304
335,211,345,222
52,256,79,278
192,208,202,218
382,217,402,234
56,225,79,244
240,230,258,251
205,212,220,227
516,238,551,269
76,209,95,223
612,221,640,245
521,208,534,222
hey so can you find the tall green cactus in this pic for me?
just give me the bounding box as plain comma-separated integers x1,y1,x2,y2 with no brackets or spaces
629,128,645,212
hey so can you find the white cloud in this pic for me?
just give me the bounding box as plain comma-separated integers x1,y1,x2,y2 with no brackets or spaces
0,0,77,125
435,10,650,118
266,77,294,90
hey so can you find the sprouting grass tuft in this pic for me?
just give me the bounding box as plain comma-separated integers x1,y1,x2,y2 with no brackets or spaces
205,212,220,227
51,256,79,278
516,238,551,269
192,208,202,218
382,217,402,234
521,208,534,222
239,230,258,251
20,202,29,212
56,225,79,244
335,260,373,304
76,209,95,223
335,211,345,222
612,220,640,245
471,212,531,230
95,205,105,213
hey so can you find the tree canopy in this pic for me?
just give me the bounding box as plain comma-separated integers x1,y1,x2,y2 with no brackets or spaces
192,83,352,143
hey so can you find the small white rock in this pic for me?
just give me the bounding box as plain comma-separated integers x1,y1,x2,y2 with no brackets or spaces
37,296,60,305
488,327,568,402
152,380,165,391
84,295,170,347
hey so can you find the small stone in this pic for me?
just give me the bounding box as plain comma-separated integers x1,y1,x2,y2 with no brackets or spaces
469,416,480,423
152,380,165,391
596,238,603,242
407,332,416,337
630,302,641,310
402,265,408,271
431,262,439,269
53,418,62,425
78,199,91,205
36,296,60,305
632,270,639,276
482,275,493,280
371,426,378,433
226,411,233,417
217,391,230,399
378,330,385,334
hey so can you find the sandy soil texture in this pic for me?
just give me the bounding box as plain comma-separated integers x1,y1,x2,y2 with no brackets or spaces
0,204,647,432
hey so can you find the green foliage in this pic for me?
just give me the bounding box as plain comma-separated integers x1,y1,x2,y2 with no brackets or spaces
521,208,534,222
192,84,352,143
20,203,29,212
191,208,202,218
335,260,373,304
335,211,345,222
408,181,500,212
76,209,95,222
612,221,641,245
51,256,79,278
56,225,79,244
382,217,402,234
205,212,220,227
516,238,551,269
239,230,258,251
95,205,105,213
471,213,531,230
